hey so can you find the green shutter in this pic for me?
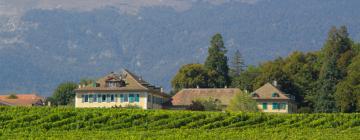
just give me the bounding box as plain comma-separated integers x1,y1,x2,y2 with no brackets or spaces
272,103,279,109
129,94,134,103
135,94,140,102
262,103,267,110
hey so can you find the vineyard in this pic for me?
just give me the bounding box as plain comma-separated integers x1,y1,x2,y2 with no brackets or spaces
1,107,360,139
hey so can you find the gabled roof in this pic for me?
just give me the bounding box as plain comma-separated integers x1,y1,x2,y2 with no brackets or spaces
251,83,293,100
76,69,169,97
171,88,241,106
0,94,44,106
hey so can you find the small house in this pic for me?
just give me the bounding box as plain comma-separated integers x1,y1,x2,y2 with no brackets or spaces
251,82,297,113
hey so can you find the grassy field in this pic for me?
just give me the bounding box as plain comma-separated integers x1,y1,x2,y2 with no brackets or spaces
0,107,360,139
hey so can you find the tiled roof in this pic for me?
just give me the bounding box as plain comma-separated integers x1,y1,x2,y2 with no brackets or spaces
251,83,293,100
0,94,44,106
171,88,241,106
76,69,169,98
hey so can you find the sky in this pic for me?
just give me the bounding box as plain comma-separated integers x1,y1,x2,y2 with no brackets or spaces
0,0,261,17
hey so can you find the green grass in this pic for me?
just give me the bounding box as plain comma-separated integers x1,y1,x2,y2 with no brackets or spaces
0,107,360,139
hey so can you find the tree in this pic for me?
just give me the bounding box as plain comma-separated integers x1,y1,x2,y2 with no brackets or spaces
335,54,360,112
204,33,230,88
171,64,208,92
314,55,339,112
231,65,261,91
227,91,258,112
313,26,353,112
51,82,78,106
230,50,245,77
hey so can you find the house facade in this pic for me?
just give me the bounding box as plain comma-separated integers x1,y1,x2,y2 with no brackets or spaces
75,69,170,109
0,93,44,106
171,88,241,110
251,83,297,113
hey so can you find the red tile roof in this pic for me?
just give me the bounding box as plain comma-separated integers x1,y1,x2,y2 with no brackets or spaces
0,94,44,106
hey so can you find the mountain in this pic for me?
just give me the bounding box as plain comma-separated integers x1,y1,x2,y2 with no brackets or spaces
1,0,360,96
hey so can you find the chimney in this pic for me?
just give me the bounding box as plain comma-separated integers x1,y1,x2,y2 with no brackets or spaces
273,80,278,87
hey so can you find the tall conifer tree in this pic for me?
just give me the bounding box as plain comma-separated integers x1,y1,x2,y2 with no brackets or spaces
204,33,230,88
230,50,245,77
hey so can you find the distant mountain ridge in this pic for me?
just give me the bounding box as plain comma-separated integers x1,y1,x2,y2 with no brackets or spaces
0,0,360,96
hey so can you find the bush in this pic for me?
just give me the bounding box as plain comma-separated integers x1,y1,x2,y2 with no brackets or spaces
187,97,222,111
7,94,18,99
226,91,258,112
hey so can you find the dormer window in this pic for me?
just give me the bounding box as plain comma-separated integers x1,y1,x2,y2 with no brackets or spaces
272,92,280,98
252,93,260,98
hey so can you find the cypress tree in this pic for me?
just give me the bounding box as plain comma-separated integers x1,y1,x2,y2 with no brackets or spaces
204,33,230,88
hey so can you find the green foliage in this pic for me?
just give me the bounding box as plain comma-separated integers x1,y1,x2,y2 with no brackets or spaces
0,107,360,139
335,54,360,112
50,82,78,106
230,50,245,77
313,26,354,113
231,65,261,91
204,33,231,88
227,91,258,112
231,26,359,113
171,64,209,92
7,94,18,99
187,97,222,111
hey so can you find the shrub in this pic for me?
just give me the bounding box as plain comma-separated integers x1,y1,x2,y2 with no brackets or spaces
226,90,258,112
187,97,222,111
7,94,18,99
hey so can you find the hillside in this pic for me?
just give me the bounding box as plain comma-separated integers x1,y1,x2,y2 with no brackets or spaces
0,107,360,139
1,0,360,95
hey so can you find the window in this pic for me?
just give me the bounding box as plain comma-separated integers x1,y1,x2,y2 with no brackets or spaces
262,103,267,110
129,94,134,103
97,94,102,103
135,94,140,102
93,94,97,103
252,93,259,98
272,92,280,98
102,94,107,102
124,94,128,102
120,94,124,102
111,94,115,102
84,95,89,102
148,95,152,103
106,94,111,102
89,94,93,103
280,103,286,110
82,95,85,103
272,103,279,109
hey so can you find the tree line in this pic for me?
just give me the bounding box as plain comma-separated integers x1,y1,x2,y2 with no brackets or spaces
171,26,360,113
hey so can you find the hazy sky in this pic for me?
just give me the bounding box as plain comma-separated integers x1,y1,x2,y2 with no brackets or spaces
0,0,261,17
